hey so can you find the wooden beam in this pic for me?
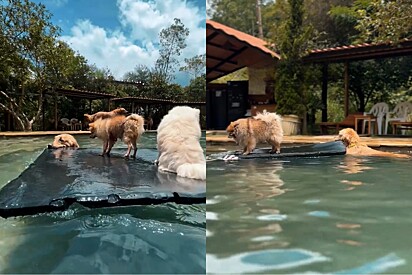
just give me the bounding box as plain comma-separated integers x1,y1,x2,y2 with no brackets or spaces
321,63,328,122
344,62,349,117
207,55,238,65
207,46,247,74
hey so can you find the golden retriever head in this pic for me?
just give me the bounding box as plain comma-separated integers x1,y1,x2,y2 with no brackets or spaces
337,128,361,147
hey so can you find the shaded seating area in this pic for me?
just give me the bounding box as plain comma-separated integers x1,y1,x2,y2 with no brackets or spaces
318,113,359,134
385,102,412,135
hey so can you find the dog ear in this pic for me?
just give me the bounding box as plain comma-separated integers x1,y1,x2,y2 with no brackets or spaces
84,114,92,122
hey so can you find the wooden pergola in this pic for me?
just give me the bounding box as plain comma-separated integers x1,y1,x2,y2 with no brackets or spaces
44,88,115,130
302,38,412,122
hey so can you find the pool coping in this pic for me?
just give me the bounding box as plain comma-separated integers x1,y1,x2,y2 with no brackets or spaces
206,131,412,148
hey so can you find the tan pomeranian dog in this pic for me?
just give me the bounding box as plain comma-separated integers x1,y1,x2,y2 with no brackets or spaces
89,114,145,158
226,111,283,155
48,134,80,149
337,128,410,158
84,107,128,122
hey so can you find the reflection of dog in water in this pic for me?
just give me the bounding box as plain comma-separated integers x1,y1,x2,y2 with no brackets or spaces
48,134,79,149
156,106,206,180
88,114,145,158
337,128,410,158
226,111,283,155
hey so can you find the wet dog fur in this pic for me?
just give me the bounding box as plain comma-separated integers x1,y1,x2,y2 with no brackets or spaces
88,114,145,158
48,134,79,149
226,111,283,155
337,128,410,158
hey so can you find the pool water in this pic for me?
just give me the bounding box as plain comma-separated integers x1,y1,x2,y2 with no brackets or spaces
0,133,206,273
207,145,412,274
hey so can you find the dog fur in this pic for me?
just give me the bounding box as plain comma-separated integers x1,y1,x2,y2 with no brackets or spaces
226,111,283,155
156,106,206,180
337,128,410,158
88,114,145,158
49,134,79,149
84,107,128,123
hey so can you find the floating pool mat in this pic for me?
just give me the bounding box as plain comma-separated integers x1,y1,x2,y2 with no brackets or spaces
0,148,205,218
208,141,346,161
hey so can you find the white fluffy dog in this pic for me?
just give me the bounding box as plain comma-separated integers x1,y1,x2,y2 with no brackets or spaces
156,106,206,180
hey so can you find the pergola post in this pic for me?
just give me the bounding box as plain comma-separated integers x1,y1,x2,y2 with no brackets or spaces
321,63,328,122
54,96,58,130
107,99,111,111
42,92,45,131
344,62,349,117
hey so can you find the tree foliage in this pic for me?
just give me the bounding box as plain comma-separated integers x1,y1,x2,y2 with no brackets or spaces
155,18,189,82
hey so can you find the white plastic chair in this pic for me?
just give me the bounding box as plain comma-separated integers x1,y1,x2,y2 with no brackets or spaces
60,118,70,130
362,102,389,135
385,102,412,135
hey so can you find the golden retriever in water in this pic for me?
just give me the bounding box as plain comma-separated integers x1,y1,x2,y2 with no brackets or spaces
84,107,128,122
89,114,145,158
226,111,283,155
156,106,206,180
48,134,79,149
337,128,410,158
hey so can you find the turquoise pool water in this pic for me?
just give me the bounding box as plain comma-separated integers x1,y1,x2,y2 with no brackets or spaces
207,145,412,274
0,133,205,273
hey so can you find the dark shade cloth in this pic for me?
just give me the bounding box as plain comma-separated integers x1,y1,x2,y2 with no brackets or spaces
210,141,346,160
0,148,205,218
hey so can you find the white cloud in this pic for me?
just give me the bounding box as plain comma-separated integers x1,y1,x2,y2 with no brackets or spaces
61,20,158,79
61,0,205,86
44,0,68,8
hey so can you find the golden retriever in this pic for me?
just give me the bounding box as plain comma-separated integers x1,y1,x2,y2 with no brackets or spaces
89,114,145,158
84,107,128,122
226,111,283,155
156,106,206,180
48,134,79,149
337,128,410,158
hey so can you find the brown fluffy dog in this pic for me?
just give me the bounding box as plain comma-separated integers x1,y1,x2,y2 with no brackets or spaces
337,128,410,158
226,111,283,155
89,114,145,158
84,107,128,123
49,134,79,149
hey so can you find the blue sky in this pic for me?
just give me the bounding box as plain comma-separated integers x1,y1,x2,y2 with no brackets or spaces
32,0,206,86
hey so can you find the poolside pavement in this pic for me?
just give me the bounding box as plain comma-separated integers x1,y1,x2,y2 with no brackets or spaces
1,130,410,148
206,131,412,148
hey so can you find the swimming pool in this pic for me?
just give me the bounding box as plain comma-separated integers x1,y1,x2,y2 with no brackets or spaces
0,133,205,273
207,144,412,274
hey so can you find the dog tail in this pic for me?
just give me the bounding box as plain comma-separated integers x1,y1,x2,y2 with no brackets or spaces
126,114,145,135
176,163,206,181
254,110,284,142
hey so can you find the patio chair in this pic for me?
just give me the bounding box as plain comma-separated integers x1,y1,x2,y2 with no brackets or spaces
318,113,359,134
70,118,82,131
385,102,412,135
60,118,70,131
362,102,389,135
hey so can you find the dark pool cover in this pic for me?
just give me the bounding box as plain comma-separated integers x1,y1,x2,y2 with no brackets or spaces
0,148,206,218
211,141,346,160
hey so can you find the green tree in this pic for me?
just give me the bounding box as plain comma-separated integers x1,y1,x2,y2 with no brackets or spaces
179,54,206,79
275,0,311,116
155,18,189,82
208,0,257,36
356,0,412,43
0,0,61,130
